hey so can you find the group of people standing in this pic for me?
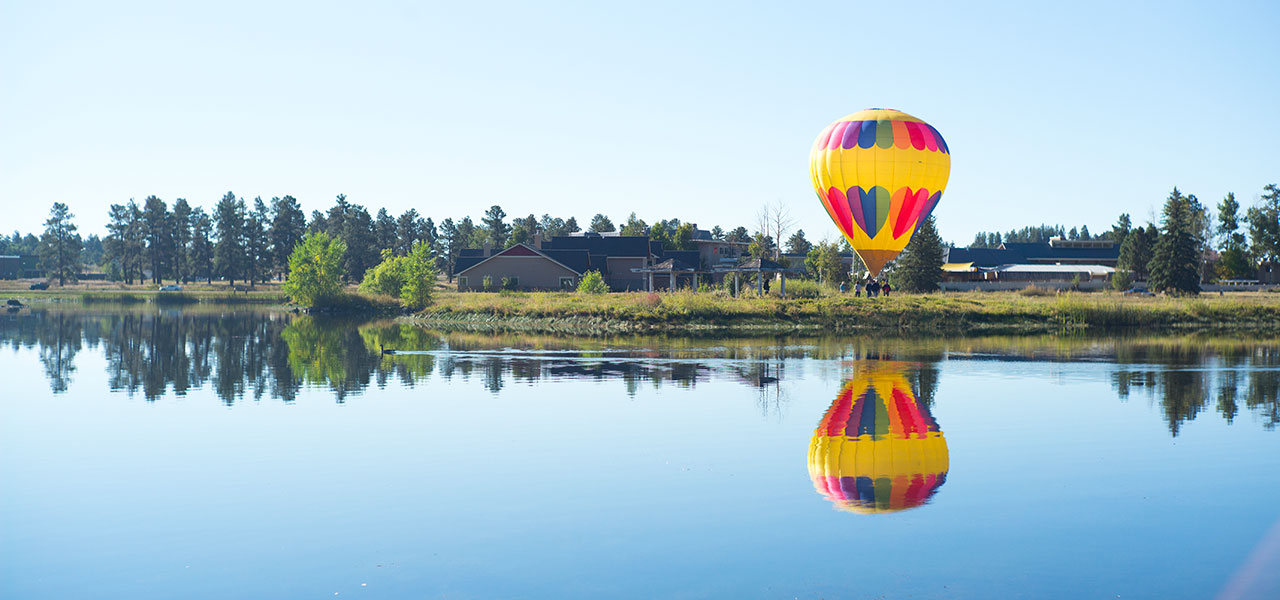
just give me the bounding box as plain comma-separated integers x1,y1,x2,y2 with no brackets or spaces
839,278,892,297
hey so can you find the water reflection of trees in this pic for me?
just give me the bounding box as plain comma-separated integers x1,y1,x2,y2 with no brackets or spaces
1,310,1277,434
1110,344,1279,436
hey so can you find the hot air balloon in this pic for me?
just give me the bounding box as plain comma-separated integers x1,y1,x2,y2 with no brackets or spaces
807,361,948,514
809,109,951,277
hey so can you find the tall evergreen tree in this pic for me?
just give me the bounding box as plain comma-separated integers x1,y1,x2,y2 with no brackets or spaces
588,213,614,233
213,192,247,284
244,198,271,286
438,218,461,282
396,209,423,255
785,229,812,255
172,199,193,283
1111,213,1132,248
38,202,81,286
1148,188,1203,294
190,208,214,283
342,205,378,282
1217,192,1253,279
1117,225,1156,280
890,216,944,292
375,208,398,252
269,195,305,279
483,205,511,247
1247,183,1280,266
142,195,172,283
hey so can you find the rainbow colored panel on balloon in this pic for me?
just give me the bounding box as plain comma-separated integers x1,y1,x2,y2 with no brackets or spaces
809,108,951,276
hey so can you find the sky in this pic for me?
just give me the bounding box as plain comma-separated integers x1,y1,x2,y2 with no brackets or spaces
1,0,1277,245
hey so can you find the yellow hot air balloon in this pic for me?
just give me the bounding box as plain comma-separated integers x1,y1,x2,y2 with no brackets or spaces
807,361,949,514
809,109,951,277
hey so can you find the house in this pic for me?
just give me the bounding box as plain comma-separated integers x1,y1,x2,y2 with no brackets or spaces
0,255,42,280
453,233,661,291
941,237,1120,289
452,227,750,292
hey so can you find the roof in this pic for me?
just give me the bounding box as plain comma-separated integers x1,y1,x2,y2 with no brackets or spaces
541,235,651,257
633,258,698,272
985,264,1114,275
453,243,587,276
715,257,803,272
946,242,1119,267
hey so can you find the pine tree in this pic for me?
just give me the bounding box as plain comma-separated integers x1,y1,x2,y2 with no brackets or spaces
1217,192,1253,280
396,209,423,256
342,205,378,282
588,213,614,233
244,198,270,286
1118,225,1155,280
890,216,944,293
190,208,215,283
1247,184,1280,266
172,199,193,283
483,205,511,246
38,202,82,286
270,196,305,279
142,195,172,283
1148,188,1203,294
213,192,246,285
785,230,812,255
375,208,398,252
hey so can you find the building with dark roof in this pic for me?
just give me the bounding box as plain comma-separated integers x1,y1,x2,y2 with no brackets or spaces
942,237,1120,288
452,228,750,292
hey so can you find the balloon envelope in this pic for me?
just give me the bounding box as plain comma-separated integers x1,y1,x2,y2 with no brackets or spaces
809,109,951,276
807,361,948,514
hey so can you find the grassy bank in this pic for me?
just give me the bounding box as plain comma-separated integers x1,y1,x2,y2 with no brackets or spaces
412,289,1280,334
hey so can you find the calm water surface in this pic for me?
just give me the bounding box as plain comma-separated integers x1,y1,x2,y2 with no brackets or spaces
2,307,1278,599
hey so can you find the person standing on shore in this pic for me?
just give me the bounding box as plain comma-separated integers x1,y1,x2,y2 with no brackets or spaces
853,280,862,297
882,281,892,297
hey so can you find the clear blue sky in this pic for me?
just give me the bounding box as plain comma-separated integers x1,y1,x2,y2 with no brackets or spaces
2,0,1277,245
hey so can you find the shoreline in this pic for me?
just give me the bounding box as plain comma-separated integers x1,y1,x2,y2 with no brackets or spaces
8,288,1280,336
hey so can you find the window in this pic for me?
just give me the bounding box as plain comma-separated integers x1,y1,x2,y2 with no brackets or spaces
560,277,575,290
457,276,468,290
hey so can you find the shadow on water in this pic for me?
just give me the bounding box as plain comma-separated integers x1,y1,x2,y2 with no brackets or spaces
1,306,1277,436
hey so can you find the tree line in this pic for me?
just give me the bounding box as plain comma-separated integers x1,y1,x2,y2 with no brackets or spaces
17,195,807,286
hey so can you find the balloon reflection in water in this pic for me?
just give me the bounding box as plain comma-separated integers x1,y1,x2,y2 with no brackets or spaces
807,362,948,513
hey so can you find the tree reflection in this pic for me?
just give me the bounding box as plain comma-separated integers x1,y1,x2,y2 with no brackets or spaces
1,309,1277,434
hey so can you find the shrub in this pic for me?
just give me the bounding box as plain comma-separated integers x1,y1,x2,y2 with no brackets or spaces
642,292,662,307
500,276,517,291
358,249,408,297
577,270,609,294
1111,270,1134,291
482,275,494,291
283,232,347,306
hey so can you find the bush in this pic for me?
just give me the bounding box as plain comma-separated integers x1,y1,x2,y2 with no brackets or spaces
359,250,408,297
482,275,494,291
500,276,517,291
399,240,439,310
283,232,347,306
577,270,609,294
1111,270,1133,291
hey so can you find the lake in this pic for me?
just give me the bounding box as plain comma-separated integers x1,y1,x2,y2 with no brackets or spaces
2,306,1278,599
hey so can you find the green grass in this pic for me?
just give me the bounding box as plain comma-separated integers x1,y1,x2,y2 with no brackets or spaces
414,289,1280,334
